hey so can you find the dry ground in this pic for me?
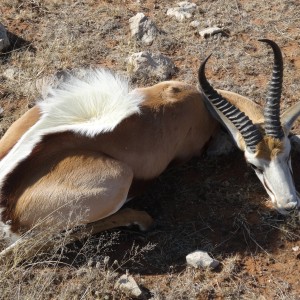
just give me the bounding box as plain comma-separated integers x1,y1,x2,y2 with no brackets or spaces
1,0,300,299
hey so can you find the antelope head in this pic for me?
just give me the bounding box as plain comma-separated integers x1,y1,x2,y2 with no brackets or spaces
199,39,300,214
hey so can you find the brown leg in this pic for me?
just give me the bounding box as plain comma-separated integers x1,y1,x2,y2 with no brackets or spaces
72,208,154,239
14,150,135,231
0,208,153,263
47,208,153,251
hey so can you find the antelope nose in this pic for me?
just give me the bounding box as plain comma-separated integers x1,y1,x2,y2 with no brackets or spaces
278,201,298,211
285,202,297,210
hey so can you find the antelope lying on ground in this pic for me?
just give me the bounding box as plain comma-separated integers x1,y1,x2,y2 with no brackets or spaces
0,39,299,256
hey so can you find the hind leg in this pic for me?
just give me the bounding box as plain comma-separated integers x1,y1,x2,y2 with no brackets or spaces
84,207,153,234
64,207,154,244
14,150,136,232
0,208,154,262
1,150,155,260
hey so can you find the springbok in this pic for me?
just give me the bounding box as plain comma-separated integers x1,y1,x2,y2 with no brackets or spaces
0,39,299,256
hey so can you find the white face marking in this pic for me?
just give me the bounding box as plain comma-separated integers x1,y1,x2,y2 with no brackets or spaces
244,137,299,214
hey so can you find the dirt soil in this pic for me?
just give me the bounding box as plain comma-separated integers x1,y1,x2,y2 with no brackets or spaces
1,0,300,299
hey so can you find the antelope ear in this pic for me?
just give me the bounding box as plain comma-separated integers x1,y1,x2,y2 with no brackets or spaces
281,102,300,134
202,95,245,151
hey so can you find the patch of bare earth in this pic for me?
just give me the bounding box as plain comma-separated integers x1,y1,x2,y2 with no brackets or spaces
1,0,300,299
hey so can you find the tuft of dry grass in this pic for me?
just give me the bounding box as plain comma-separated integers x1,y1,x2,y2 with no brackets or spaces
0,218,155,300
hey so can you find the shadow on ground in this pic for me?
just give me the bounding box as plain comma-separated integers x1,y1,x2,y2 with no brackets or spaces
58,150,300,275
0,31,35,61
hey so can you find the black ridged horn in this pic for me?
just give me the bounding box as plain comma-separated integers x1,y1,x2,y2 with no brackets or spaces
198,55,263,152
259,39,284,139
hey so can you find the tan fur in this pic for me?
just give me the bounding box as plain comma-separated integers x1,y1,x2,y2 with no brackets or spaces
0,80,273,245
1,81,274,242
218,90,264,125
255,136,284,160
0,106,41,160
216,91,285,159
214,90,265,152
0,81,219,237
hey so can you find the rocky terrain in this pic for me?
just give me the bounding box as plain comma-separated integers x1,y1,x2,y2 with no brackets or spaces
0,0,300,299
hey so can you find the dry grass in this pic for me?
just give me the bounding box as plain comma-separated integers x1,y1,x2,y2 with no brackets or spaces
1,0,300,299
0,215,155,300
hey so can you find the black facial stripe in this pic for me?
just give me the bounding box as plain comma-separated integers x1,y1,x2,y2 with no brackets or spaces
263,176,274,198
288,158,293,175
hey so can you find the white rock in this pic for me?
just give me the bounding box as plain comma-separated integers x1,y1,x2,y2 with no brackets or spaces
0,107,3,115
0,23,10,51
178,1,197,9
115,274,142,298
167,1,197,21
127,51,176,80
186,250,219,269
292,246,299,252
199,26,225,38
190,20,200,28
3,68,16,80
129,13,160,45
